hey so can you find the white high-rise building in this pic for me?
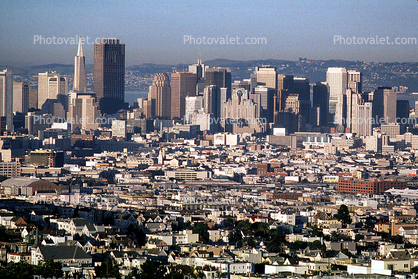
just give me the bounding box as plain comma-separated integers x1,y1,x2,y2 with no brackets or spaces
73,37,87,93
37,71,68,112
0,69,13,132
254,66,277,89
346,90,363,131
347,70,362,94
184,95,204,124
327,67,348,125
327,67,348,97
355,102,373,137
67,92,101,131
112,120,126,138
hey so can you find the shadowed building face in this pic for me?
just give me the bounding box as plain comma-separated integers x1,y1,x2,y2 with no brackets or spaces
94,39,125,115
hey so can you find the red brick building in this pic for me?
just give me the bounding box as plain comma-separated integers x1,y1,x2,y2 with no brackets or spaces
256,163,283,176
338,178,407,194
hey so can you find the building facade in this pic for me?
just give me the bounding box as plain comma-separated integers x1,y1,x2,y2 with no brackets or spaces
170,71,197,119
94,39,125,114
148,73,171,119
13,81,29,114
0,69,14,132
338,178,407,194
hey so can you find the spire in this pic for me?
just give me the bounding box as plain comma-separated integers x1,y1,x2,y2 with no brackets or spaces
74,36,87,92
77,36,83,57
33,226,39,248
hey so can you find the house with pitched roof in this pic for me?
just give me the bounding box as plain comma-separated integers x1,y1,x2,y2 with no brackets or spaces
31,245,92,266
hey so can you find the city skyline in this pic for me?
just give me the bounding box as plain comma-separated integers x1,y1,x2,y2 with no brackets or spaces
1,0,418,66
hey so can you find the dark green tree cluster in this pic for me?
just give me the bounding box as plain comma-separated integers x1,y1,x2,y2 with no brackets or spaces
95,256,121,279
183,221,209,242
0,260,63,279
127,223,146,247
336,204,352,225
139,260,206,279
266,229,286,252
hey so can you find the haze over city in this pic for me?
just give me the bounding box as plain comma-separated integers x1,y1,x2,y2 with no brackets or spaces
1,0,418,66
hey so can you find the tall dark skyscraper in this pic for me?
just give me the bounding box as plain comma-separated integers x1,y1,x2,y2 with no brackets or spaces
292,77,310,102
205,68,231,98
313,82,329,127
94,39,125,115
203,85,220,119
276,74,294,112
170,71,197,119
372,87,397,125
396,99,409,123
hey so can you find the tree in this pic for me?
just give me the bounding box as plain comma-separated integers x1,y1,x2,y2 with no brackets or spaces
311,226,323,237
237,220,251,230
140,260,166,279
253,222,269,238
95,256,121,279
192,222,209,242
309,240,323,250
0,260,63,279
0,261,35,279
225,217,235,226
330,231,340,242
336,204,352,225
288,241,308,250
341,248,353,258
164,271,184,279
390,235,403,244
355,234,363,242
246,237,256,247
35,259,63,278
183,221,193,230
127,223,146,247
228,230,243,246
267,230,285,252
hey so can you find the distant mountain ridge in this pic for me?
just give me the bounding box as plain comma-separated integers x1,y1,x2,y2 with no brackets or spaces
3,58,418,93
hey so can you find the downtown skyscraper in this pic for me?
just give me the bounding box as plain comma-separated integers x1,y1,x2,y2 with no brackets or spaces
94,39,125,115
205,67,232,98
73,38,87,93
372,87,397,125
13,81,29,114
0,69,13,132
147,73,171,119
69,40,101,132
326,67,347,126
37,71,68,117
170,71,197,119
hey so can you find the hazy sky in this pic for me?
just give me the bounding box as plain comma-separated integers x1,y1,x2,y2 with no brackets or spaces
1,0,417,66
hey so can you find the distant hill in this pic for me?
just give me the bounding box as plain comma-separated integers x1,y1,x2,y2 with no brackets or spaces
3,59,418,93
0,64,94,77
